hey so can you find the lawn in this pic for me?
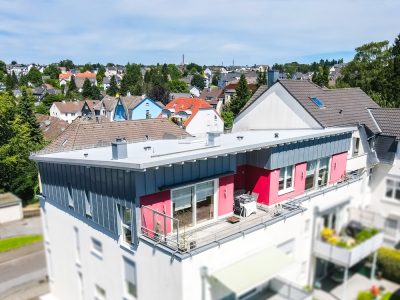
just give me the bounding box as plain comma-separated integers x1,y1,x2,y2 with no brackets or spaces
0,235,43,252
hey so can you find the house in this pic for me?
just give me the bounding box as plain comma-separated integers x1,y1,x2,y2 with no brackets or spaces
36,114,69,141
218,72,241,88
75,71,97,80
105,66,117,77
12,89,22,97
59,71,72,83
170,92,192,102
160,97,224,136
32,86,48,102
0,193,23,224
32,118,379,300
112,96,163,121
74,77,97,93
223,83,258,104
189,86,200,97
50,100,99,123
93,95,118,121
199,87,224,111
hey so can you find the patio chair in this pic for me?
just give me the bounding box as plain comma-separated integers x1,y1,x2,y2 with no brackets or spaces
233,198,244,216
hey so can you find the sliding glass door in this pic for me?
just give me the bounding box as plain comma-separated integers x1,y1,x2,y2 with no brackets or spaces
172,180,216,230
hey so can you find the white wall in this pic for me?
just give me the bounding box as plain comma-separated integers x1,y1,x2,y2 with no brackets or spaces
232,83,321,132
0,204,22,224
41,177,368,300
42,202,183,300
186,110,224,136
49,104,81,124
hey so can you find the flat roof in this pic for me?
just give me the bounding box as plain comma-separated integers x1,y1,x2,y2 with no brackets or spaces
31,127,354,170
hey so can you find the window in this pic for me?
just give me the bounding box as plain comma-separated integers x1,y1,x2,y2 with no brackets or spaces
118,205,132,244
95,284,106,300
384,218,398,236
91,238,102,257
84,189,92,217
385,179,400,201
67,182,74,207
123,258,137,298
172,180,216,230
306,157,330,190
317,157,330,187
352,137,360,157
278,165,294,193
310,97,325,108
145,110,151,119
305,160,317,190
71,113,76,116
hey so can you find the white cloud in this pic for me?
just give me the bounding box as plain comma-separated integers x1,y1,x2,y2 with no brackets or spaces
0,0,399,65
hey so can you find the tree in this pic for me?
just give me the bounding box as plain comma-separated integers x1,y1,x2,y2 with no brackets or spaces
0,93,44,203
80,63,92,72
148,84,170,105
82,78,93,98
91,85,101,100
256,70,267,86
390,33,400,106
212,70,221,86
168,80,188,93
120,63,143,96
186,63,202,74
167,64,182,80
96,66,106,85
18,89,43,144
312,66,329,87
106,75,119,96
221,109,234,129
229,74,251,115
59,59,75,70
337,40,392,106
25,67,43,87
191,74,206,90
5,71,18,91
66,77,77,97
43,64,61,80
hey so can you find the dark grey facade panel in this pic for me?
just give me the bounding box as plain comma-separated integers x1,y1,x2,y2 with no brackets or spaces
375,136,396,164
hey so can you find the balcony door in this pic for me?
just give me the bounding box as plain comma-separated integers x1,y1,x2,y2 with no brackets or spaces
172,180,216,231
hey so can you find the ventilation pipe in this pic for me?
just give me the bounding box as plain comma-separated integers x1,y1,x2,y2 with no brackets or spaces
112,138,127,160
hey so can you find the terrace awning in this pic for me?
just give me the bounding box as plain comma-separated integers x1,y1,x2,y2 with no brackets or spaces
211,247,294,296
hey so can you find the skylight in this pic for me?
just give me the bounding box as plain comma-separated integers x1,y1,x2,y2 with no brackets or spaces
310,97,325,108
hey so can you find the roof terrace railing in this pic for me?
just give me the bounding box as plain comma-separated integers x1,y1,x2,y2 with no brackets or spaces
140,172,365,257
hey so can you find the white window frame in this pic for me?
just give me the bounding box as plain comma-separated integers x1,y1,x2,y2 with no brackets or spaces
67,182,74,208
305,157,331,191
123,257,137,299
384,178,400,202
118,204,133,246
91,237,103,259
84,189,92,217
278,165,295,195
170,179,218,231
352,137,361,157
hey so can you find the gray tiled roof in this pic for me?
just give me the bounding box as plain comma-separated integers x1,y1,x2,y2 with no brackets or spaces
370,108,400,139
43,118,191,153
278,80,380,133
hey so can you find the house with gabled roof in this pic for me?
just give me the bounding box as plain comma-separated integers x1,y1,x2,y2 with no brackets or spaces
50,100,100,123
160,97,223,136
113,96,163,121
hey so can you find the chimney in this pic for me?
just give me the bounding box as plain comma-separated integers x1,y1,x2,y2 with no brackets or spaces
112,138,127,160
206,132,221,146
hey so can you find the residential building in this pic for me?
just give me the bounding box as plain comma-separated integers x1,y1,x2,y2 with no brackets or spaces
75,77,97,93
50,100,99,123
33,80,396,300
113,96,163,121
160,97,224,136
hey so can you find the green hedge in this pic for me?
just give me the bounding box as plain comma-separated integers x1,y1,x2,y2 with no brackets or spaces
377,247,400,283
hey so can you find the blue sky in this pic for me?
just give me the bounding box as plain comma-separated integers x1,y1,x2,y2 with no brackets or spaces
1,0,399,66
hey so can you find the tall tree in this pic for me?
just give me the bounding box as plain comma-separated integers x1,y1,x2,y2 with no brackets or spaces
91,85,101,100
66,77,77,97
191,74,206,90
312,66,329,87
229,74,251,115
25,67,43,86
82,78,93,98
256,70,267,86
96,66,106,85
106,75,119,96
212,70,221,86
59,59,75,70
18,89,43,144
390,33,400,106
148,84,170,105
43,64,61,80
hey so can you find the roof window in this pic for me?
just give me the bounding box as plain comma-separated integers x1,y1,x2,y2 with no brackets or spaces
310,97,325,108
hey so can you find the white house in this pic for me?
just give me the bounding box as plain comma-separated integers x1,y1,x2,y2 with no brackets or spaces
161,97,224,136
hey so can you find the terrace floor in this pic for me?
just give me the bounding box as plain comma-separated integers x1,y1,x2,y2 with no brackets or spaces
172,202,305,252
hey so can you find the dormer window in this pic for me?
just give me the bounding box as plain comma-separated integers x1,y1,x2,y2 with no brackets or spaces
310,97,325,108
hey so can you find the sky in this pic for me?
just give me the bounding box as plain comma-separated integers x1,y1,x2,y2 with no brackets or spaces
0,0,399,66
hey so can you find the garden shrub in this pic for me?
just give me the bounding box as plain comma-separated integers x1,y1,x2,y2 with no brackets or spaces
377,247,400,283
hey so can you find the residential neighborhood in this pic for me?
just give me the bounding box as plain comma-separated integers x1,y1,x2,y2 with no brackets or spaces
0,1,400,300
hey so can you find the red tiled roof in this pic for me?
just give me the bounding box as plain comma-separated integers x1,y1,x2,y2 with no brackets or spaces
59,71,72,80
75,71,96,79
164,97,212,126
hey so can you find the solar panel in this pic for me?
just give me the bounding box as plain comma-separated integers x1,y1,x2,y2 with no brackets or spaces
310,97,325,108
